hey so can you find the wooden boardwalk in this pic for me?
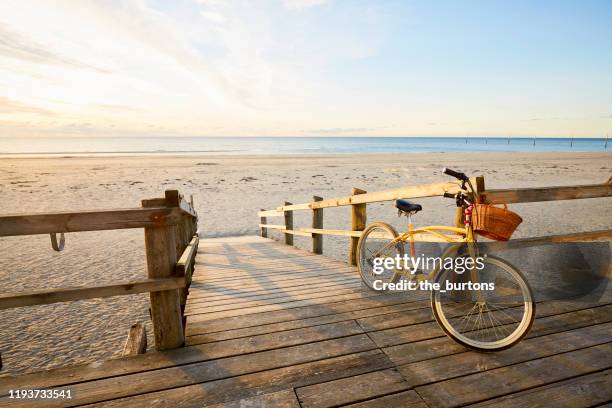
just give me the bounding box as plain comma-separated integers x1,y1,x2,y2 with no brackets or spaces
1,236,611,407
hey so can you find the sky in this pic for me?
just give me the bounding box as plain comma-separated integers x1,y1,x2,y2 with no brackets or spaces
0,0,611,138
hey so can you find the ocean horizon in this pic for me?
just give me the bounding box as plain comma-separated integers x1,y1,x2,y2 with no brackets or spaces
0,136,609,156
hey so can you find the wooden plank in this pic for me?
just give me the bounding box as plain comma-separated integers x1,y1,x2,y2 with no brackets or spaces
398,321,612,388
259,209,268,238
259,224,286,229
187,301,430,345
257,209,285,217
122,323,147,357
274,181,461,212
259,179,610,215
312,196,323,254
296,368,409,408
468,369,612,408
189,270,358,294
368,295,612,348
0,207,182,236
185,293,414,335
349,187,367,265
187,290,391,322
142,200,184,349
414,342,612,408
188,273,358,300
185,285,368,315
0,277,185,310
65,349,392,408
187,280,362,308
297,227,362,237
293,227,460,241
281,229,313,237
175,235,199,277
162,190,198,218
0,335,380,407
187,280,363,309
206,390,301,408
482,182,611,204
343,390,429,408
0,322,366,396
381,300,612,366
481,229,612,251
284,201,293,245
190,267,356,290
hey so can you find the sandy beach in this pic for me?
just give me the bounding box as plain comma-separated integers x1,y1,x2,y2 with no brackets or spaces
1,151,611,376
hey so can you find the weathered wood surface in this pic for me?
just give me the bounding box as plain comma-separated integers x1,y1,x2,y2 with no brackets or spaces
348,187,367,265
258,179,611,217
122,323,147,357
1,237,610,408
284,201,294,245
0,207,183,236
0,277,185,310
482,182,612,204
143,197,184,350
311,196,324,254
259,180,462,213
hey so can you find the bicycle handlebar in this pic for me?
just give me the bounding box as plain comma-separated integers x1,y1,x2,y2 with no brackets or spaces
443,192,455,199
443,167,468,181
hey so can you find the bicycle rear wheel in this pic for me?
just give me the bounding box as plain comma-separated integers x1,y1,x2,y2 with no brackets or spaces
357,222,404,290
431,255,535,351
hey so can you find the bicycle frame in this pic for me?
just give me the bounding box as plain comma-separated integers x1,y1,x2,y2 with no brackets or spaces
381,213,482,294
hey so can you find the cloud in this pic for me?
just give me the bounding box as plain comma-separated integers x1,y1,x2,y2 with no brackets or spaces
200,11,227,24
282,0,329,10
91,104,140,112
0,23,110,73
0,96,54,115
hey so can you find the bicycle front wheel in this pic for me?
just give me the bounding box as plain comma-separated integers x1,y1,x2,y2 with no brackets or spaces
357,222,404,290
431,255,535,351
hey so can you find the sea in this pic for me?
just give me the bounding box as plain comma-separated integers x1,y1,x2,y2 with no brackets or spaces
0,136,609,156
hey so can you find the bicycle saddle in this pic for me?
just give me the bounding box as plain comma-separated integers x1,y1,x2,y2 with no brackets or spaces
395,199,422,214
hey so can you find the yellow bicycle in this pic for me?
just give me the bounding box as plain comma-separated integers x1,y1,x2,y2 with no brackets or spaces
357,168,535,351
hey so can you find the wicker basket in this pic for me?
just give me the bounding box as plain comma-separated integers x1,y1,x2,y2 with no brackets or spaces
472,203,522,241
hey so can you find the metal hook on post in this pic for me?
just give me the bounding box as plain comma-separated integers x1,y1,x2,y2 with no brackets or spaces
50,232,65,251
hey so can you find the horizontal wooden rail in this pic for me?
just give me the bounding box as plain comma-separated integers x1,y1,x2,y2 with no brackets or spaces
259,180,611,217
0,207,184,237
259,177,611,260
176,235,199,278
258,181,461,216
0,277,185,310
259,224,465,242
482,183,612,204
481,229,612,251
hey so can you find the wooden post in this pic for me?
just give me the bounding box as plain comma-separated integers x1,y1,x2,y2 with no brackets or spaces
142,196,184,350
348,188,367,265
470,175,485,204
452,176,485,300
122,322,147,356
284,201,294,245
312,196,323,254
260,209,268,238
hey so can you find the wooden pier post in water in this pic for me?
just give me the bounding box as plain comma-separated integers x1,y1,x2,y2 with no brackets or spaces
312,196,323,254
142,198,184,350
284,201,294,245
348,188,367,265
260,209,268,238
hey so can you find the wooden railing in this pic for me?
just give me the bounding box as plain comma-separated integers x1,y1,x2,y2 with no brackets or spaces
0,190,198,351
259,176,612,264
